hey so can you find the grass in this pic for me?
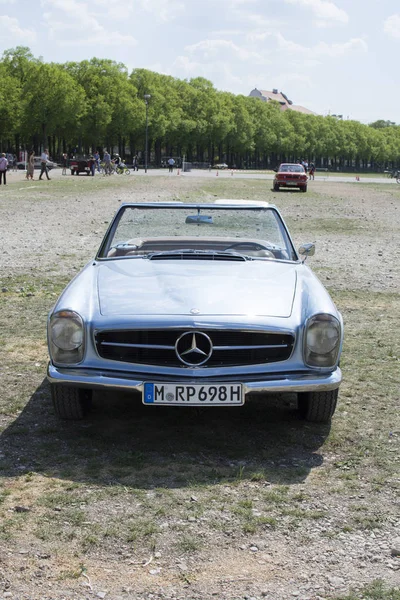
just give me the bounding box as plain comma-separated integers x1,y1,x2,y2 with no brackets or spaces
333,580,400,600
0,175,399,597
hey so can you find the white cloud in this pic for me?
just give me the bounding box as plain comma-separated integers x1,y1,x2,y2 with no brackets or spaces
284,0,348,26
137,0,184,21
185,38,262,61
384,14,400,39
174,53,245,88
275,32,367,57
0,15,36,43
41,0,137,47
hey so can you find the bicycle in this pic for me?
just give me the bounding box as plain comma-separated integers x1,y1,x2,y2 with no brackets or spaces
115,163,130,175
385,169,400,179
100,161,112,175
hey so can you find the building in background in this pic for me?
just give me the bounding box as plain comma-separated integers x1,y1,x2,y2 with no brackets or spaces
249,88,316,115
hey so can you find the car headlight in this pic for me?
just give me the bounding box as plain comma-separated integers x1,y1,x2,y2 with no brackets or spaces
49,310,85,364
304,314,341,367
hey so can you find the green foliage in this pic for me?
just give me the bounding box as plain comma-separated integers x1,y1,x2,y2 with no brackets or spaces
1,46,400,166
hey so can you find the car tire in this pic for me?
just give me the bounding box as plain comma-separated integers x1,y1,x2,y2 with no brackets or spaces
301,185,307,192
298,389,338,423
273,183,280,191
51,385,92,420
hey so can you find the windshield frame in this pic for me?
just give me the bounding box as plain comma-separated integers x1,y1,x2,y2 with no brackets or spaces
96,203,299,263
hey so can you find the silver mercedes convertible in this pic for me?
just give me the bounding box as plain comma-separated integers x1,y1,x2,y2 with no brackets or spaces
47,201,343,423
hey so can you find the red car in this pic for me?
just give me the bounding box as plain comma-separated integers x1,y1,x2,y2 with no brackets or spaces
70,157,93,176
273,163,308,192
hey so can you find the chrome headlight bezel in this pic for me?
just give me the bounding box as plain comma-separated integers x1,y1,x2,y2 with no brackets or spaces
48,310,85,365
304,313,341,368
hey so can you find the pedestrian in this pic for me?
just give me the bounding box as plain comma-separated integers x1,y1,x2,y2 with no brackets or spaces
6,152,13,171
309,162,315,180
132,154,138,171
0,153,8,185
39,148,51,180
168,156,175,173
12,154,18,172
88,156,95,176
94,150,100,172
62,153,68,175
103,150,111,175
26,150,35,180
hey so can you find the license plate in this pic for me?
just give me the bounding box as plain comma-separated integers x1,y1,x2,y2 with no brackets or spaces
287,181,297,185
143,383,243,405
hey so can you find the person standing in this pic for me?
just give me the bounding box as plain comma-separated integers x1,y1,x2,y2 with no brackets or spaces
6,152,13,171
62,153,68,175
103,150,111,175
309,162,315,180
168,156,175,173
39,149,51,180
94,150,100,172
88,156,95,176
0,153,8,185
26,150,35,180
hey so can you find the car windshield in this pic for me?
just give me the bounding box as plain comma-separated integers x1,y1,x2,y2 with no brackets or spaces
98,203,297,262
279,165,304,173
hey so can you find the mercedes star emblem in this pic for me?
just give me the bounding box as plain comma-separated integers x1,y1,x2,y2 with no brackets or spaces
175,331,213,366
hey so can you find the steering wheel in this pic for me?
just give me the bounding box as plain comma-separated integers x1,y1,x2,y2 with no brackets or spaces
225,241,275,257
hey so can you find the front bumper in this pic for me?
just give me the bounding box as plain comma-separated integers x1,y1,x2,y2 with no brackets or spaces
47,364,342,395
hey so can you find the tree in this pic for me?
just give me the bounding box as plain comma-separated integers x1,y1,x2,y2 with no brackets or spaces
0,64,21,151
22,62,86,154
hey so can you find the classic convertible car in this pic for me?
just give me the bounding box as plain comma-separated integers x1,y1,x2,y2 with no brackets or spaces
47,201,343,422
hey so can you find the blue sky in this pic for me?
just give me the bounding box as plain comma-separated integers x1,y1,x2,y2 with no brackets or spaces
1,0,399,123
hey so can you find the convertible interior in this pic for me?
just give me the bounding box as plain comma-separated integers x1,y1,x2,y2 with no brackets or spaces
106,237,289,260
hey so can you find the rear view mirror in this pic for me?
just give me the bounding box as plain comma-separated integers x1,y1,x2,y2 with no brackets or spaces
185,215,213,224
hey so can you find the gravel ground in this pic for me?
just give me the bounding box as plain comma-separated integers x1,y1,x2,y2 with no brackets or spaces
0,170,399,600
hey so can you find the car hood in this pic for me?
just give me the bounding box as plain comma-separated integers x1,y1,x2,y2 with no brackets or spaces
97,259,297,318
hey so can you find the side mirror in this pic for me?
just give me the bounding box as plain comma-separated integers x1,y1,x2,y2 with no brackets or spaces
273,167,278,172
298,243,315,262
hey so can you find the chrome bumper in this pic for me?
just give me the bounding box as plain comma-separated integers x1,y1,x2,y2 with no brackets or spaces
47,364,342,395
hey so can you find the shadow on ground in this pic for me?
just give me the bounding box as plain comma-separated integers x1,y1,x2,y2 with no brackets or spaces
0,379,331,489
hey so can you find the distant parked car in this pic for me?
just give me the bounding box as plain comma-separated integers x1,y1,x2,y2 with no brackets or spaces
70,157,92,175
17,157,57,170
214,163,228,169
273,163,308,192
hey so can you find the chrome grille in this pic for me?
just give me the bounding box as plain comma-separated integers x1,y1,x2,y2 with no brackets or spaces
95,329,294,367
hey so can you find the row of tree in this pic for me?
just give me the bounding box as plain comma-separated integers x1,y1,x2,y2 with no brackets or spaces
1,46,399,169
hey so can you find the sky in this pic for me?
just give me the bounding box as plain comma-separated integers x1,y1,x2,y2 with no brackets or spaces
1,0,400,124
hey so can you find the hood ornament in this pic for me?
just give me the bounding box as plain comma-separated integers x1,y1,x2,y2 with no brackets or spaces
190,308,200,315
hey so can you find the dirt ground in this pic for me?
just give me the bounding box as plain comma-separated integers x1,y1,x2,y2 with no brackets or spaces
0,171,399,600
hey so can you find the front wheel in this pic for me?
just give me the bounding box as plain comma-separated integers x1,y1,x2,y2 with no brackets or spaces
396,176,400,184
124,169,130,175
301,185,307,192
298,389,338,423
273,183,280,191
51,385,92,420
